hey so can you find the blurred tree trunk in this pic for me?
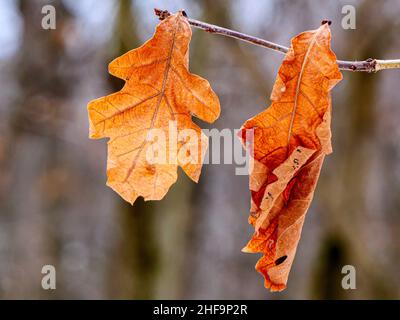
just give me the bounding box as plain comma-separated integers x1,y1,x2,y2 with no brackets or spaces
106,0,156,299
313,0,398,299
182,0,270,299
1,0,73,298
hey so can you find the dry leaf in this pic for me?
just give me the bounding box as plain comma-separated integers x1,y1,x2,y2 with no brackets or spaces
239,23,342,291
87,12,220,203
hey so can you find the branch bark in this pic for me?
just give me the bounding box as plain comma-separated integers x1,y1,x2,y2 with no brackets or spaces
154,8,400,73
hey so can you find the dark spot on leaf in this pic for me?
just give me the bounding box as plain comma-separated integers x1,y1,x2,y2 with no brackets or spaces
146,164,156,175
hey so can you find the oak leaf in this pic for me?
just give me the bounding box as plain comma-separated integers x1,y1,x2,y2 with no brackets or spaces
87,12,220,204
239,24,342,291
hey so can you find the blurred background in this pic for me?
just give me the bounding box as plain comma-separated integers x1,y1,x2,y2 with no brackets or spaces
0,0,399,299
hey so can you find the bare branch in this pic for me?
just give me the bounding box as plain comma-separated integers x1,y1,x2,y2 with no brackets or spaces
154,8,400,73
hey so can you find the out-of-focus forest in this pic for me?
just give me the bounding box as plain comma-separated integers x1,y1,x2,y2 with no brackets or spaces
0,0,399,299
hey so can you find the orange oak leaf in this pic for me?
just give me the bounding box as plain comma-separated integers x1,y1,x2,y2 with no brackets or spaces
87,12,220,204
239,23,342,291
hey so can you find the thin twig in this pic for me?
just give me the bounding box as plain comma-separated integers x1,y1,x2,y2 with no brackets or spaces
154,8,400,73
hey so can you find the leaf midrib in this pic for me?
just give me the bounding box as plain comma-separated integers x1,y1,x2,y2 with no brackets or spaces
286,29,321,145
123,16,181,182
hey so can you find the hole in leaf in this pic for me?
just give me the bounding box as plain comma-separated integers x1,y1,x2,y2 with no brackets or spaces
275,255,287,266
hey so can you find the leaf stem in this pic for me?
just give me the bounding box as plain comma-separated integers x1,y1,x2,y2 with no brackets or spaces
154,8,400,73
375,59,400,71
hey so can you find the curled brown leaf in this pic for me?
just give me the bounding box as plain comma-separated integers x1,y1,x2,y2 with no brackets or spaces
240,24,342,291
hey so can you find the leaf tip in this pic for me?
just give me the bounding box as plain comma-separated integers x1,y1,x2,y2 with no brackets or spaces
241,246,252,253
